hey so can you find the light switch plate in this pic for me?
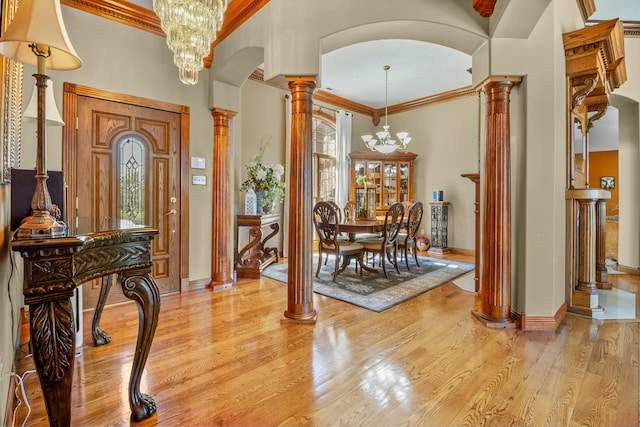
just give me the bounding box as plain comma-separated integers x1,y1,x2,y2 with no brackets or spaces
192,175,206,185
191,157,205,169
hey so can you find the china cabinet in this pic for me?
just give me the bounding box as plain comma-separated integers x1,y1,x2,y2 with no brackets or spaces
349,150,417,217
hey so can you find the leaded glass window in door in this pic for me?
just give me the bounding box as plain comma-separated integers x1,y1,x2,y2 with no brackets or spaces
118,137,146,226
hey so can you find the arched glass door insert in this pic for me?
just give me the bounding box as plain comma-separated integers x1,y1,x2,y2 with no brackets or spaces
118,136,147,226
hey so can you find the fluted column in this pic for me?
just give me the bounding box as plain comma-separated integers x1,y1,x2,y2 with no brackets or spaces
472,77,521,328
595,198,611,289
576,198,598,293
210,108,236,288
282,77,317,323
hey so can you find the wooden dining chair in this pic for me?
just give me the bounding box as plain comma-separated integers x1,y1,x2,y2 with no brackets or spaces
313,201,364,282
323,200,349,264
398,201,424,270
358,202,404,278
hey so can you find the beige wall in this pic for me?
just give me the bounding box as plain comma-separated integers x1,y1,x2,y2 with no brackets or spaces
0,185,22,423
21,6,217,281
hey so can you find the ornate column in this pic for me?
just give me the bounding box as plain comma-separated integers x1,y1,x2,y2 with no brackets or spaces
210,108,236,288
595,198,611,289
282,77,317,323
472,77,521,328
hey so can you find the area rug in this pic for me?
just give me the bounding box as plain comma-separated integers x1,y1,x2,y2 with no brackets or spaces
262,255,475,312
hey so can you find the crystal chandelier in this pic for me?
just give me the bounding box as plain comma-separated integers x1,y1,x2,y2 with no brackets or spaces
154,0,228,85
361,65,411,154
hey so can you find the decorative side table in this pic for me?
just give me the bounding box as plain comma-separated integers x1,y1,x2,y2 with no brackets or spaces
235,214,281,278
428,202,450,255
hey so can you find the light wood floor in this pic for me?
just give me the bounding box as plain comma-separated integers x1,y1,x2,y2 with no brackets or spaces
13,253,640,426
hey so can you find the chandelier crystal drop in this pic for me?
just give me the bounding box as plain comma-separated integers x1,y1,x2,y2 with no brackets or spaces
154,0,227,85
361,65,411,154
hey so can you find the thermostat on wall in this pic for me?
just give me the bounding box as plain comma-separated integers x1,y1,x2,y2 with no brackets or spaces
191,157,205,169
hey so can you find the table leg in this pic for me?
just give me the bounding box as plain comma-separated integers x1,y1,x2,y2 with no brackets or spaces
91,274,114,346
119,268,161,421
29,297,75,427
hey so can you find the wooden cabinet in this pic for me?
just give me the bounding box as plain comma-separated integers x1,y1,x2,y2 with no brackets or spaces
349,150,417,216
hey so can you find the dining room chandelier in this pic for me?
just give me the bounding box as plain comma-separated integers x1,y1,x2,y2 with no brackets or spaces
153,0,227,85
361,65,411,154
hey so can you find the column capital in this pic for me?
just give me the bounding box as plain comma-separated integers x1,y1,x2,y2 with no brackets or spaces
477,76,523,91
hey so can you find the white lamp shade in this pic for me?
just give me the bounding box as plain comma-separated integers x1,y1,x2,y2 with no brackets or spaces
0,0,82,70
23,81,64,126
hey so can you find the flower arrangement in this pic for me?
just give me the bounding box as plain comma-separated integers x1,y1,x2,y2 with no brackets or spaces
241,138,285,213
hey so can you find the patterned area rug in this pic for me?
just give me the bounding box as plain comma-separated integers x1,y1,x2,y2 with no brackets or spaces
262,255,475,312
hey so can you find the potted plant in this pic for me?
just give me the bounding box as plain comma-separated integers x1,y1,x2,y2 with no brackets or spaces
241,139,285,214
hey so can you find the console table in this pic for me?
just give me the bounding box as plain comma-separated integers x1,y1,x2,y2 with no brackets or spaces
428,201,451,255
235,214,281,279
11,222,160,426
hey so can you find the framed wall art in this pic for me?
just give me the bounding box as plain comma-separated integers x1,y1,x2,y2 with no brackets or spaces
600,176,615,190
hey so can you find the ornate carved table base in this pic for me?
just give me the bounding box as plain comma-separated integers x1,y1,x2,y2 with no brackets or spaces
235,214,281,279
13,226,161,426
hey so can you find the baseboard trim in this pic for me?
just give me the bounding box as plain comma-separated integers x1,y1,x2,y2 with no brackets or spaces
188,278,212,291
449,248,474,256
616,263,640,276
516,302,567,332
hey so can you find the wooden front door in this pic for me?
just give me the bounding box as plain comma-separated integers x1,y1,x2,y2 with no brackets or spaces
75,95,182,308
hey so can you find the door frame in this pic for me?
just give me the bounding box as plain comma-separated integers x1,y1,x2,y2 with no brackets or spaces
62,82,190,290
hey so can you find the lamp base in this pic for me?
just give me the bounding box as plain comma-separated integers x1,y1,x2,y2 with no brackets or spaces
16,209,67,239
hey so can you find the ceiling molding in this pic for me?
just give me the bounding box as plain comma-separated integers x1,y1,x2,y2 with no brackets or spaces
61,0,163,37
62,0,271,67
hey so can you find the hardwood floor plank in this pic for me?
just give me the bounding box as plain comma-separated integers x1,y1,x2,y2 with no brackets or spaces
13,253,640,426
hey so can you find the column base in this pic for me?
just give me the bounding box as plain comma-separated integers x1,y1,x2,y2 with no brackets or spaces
209,274,236,291
281,310,317,324
471,310,517,329
568,305,605,319
428,247,450,256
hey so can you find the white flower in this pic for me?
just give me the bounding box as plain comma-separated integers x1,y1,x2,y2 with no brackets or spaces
272,164,284,175
256,169,268,180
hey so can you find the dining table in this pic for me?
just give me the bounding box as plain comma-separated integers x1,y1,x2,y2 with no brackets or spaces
338,218,385,242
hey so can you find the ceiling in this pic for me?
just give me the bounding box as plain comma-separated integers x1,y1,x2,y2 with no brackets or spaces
128,0,636,151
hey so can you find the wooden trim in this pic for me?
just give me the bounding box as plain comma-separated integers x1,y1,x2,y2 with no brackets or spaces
61,0,163,36
313,90,377,120
204,0,271,68
187,278,212,291
62,83,191,289
314,86,476,124
472,0,497,18
616,263,640,276
449,248,475,257
62,0,271,68
588,20,640,37
517,302,568,332
576,0,596,22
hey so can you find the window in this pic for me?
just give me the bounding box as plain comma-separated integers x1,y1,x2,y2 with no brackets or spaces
312,110,337,207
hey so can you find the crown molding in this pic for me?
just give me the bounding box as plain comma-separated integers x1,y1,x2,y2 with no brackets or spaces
62,0,271,67
587,19,640,37
61,0,163,36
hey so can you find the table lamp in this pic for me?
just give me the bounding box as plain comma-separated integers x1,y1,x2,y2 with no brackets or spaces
0,0,82,239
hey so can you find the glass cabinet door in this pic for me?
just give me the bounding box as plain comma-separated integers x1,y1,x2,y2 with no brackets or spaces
399,162,410,202
382,162,397,208
366,161,381,209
